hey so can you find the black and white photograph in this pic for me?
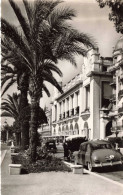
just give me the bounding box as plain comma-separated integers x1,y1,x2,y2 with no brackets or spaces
1,0,123,194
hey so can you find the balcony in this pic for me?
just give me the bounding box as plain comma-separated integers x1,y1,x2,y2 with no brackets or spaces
66,110,69,118
110,94,116,102
110,78,116,87
59,114,62,120
118,107,123,115
63,112,65,119
120,73,123,82
70,108,74,116
74,106,79,115
118,90,123,99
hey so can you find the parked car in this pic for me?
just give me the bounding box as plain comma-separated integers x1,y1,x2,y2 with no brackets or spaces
73,139,123,171
63,135,88,161
42,140,57,153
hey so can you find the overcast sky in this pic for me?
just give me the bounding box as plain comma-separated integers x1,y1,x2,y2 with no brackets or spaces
1,0,122,125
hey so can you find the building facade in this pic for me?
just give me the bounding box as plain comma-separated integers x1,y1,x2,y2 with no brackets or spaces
108,36,123,136
38,108,52,136
51,47,114,140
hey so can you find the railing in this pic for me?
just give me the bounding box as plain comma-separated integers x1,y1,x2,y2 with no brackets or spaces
59,114,62,120
110,78,116,86
66,110,69,118
120,73,123,81
70,108,74,116
110,94,116,101
118,90,123,99
118,107,123,113
74,106,79,115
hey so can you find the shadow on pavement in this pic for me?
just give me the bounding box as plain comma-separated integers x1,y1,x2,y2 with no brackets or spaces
95,165,123,173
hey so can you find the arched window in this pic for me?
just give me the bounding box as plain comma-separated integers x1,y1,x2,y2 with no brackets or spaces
70,124,73,135
84,122,89,139
75,123,79,134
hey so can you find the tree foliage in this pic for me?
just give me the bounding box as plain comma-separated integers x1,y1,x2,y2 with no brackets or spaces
97,0,123,34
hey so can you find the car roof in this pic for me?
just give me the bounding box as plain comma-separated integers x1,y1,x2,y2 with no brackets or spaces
66,135,86,141
80,139,110,146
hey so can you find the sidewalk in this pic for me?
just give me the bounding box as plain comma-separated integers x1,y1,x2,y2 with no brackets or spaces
1,149,123,195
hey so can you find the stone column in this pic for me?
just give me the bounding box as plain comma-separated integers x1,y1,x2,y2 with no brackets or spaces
100,116,106,139
69,96,72,115
65,99,68,118
90,76,100,139
57,102,60,121
52,105,55,122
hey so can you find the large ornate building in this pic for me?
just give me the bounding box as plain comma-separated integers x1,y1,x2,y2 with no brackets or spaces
108,36,123,136
51,46,115,140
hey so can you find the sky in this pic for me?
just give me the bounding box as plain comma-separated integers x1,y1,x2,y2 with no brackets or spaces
1,0,122,125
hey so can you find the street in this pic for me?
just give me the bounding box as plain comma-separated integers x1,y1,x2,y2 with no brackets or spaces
1,143,123,185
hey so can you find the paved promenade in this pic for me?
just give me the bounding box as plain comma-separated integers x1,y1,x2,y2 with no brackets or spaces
1,148,123,195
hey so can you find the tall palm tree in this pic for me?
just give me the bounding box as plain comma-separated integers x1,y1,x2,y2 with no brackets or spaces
2,0,96,161
1,36,30,149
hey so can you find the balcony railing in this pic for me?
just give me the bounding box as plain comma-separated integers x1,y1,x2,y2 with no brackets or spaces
66,110,69,118
118,90,123,99
118,107,123,114
59,114,62,120
120,74,123,82
63,112,65,119
110,94,116,101
70,108,74,116
110,78,116,87
74,106,79,115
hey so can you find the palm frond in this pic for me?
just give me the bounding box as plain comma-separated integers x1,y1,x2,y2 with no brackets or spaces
42,83,51,97
9,0,31,44
44,62,63,77
43,71,63,94
1,112,14,118
1,18,32,64
1,79,16,96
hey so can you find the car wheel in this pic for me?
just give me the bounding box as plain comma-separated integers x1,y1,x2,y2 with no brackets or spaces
87,162,93,172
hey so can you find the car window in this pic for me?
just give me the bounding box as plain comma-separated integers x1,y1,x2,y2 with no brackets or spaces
92,143,113,150
80,144,87,151
86,144,91,152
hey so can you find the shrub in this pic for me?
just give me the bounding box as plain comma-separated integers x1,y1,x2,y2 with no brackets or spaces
11,148,71,173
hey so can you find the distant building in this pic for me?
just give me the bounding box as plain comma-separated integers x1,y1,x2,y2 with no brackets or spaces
108,36,123,136
51,47,113,140
38,108,52,136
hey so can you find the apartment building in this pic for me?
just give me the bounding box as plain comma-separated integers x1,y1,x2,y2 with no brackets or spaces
108,36,123,136
51,47,114,140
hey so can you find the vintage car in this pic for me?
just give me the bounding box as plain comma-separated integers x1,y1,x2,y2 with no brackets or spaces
63,135,88,161
42,140,57,153
73,140,123,171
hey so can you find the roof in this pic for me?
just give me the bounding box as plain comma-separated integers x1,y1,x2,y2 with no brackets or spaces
80,139,109,145
66,135,86,141
114,36,123,51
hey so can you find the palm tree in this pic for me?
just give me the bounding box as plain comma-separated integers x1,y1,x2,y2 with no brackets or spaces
1,93,48,146
2,0,96,161
1,93,22,145
1,36,30,149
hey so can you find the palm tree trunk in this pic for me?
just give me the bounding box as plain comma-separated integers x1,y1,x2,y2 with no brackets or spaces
29,98,39,162
20,86,29,150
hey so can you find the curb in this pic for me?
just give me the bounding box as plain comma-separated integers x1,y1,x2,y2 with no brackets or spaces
1,150,7,165
63,161,123,188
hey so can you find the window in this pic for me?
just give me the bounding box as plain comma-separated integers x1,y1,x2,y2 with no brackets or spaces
102,82,112,108
55,105,57,121
86,85,90,109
